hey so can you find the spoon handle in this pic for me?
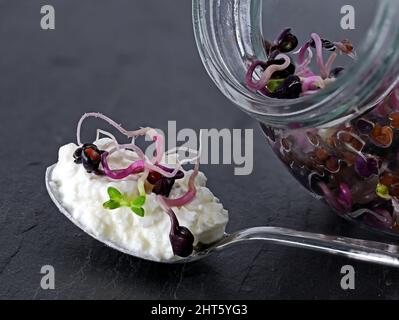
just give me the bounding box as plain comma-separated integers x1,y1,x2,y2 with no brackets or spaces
214,227,399,267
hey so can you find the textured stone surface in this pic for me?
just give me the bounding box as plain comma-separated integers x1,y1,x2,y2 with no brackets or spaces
0,0,398,299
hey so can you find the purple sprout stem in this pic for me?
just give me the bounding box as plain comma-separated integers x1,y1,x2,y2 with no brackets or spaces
297,42,311,66
101,152,145,179
157,195,180,234
318,182,347,213
101,150,183,180
391,87,399,111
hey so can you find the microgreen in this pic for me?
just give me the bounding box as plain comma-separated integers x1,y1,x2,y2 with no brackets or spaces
74,113,200,258
131,195,146,206
376,183,391,200
245,28,355,99
107,186,122,201
103,200,121,210
131,206,145,217
103,187,146,217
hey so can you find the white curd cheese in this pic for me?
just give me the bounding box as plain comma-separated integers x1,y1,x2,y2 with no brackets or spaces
50,138,229,261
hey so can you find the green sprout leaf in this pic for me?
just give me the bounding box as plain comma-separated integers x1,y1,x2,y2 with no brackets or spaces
131,195,146,207
376,183,391,200
267,79,285,93
103,186,146,217
131,206,145,217
130,195,146,217
103,200,121,210
107,187,123,200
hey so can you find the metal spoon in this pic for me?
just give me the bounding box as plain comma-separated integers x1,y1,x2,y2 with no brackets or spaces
46,164,399,267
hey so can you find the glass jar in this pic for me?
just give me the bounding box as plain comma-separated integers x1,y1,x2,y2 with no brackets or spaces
193,0,399,236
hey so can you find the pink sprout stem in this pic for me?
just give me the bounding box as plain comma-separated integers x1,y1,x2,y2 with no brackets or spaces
324,52,338,77
152,134,165,165
77,112,150,146
101,152,145,180
77,112,165,165
117,143,146,160
302,76,324,92
318,182,346,213
311,33,328,79
245,54,291,91
101,149,183,180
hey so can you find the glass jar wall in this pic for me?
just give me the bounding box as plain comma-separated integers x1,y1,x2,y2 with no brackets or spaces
261,87,399,235
193,0,399,235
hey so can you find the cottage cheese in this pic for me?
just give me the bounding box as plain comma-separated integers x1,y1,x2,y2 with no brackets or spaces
50,138,229,261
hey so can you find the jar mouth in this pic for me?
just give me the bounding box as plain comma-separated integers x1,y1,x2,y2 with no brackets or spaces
193,0,399,128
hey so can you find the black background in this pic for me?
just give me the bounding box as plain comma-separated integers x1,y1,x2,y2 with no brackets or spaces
0,1,398,299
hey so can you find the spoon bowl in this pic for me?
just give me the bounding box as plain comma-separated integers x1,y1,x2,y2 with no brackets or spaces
46,164,399,267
